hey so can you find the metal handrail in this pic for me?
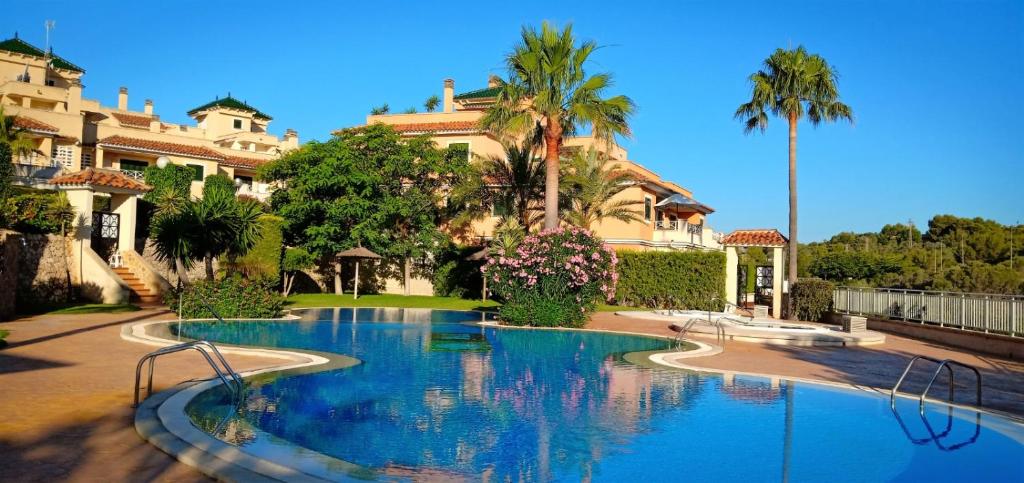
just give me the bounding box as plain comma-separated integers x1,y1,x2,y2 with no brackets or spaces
921,360,982,410
674,316,726,348
891,355,983,412
133,340,243,407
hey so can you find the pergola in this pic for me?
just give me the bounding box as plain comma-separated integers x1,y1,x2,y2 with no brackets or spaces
721,229,788,319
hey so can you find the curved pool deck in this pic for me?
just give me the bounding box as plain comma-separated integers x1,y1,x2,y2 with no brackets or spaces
619,310,887,346
124,310,1024,482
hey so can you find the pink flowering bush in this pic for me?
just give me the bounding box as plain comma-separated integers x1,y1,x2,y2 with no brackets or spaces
483,226,618,328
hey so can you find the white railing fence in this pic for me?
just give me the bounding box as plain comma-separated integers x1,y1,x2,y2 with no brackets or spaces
833,287,1024,338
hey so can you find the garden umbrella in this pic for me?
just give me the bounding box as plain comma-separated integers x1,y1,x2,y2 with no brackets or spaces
466,248,490,302
336,246,382,299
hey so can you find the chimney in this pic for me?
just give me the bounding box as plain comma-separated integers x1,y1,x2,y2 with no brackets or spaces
144,99,153,115
284,128,299,148
118,87,128,110
443,78,454,113
488,75,502,88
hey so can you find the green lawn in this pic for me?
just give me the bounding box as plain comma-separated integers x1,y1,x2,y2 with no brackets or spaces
286,294,643,313
45,303,141,315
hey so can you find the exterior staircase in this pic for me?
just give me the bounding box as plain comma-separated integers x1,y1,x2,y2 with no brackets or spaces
112,266,162,304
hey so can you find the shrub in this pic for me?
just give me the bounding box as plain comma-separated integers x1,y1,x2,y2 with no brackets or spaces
143,164,193,201
614,251,726,310
1,189,74,234
484,227,616,328
790,278,835,321
432,244,483,299
281,247,314,296
203,174,237,197
169,275,284,319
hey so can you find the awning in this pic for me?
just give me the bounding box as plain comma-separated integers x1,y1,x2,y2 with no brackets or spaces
654,193,714,214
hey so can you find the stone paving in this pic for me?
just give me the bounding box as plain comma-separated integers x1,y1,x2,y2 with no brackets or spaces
2,308,1023,482
589,312,1024,416
0,308,281,482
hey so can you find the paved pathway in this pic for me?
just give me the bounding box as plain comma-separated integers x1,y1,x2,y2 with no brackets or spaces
2,308,1022,482
0,308,281,482
588,312,1024,416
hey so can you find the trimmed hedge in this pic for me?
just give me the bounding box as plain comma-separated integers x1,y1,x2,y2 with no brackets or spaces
790,278,835,322
615,250,726,310
170,276,284,319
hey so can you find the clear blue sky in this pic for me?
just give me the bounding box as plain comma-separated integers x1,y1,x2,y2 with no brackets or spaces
6,1,1022,241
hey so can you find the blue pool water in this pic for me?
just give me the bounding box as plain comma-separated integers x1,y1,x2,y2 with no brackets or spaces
179,308,1024,482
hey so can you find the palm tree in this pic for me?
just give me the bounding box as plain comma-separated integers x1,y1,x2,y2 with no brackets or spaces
735,46,853,315
370,103,390,116
424,95,440,112
450,141,545,231
482,22,635,230
561,147,642,230
0,106,36,160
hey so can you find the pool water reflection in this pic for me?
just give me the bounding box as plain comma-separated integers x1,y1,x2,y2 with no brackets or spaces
180,308,1024,482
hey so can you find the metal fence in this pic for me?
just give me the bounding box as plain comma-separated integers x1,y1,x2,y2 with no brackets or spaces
833,287,1024,338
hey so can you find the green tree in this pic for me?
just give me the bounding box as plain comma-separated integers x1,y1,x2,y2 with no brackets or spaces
450,141,545,231
735,46,854,313
261,124,469,294
424,95,440,112
370,103,390,115
482,22,635,230
561,147,641,230
0,144,14,218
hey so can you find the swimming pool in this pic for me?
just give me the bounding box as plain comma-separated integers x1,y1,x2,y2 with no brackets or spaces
176,308,1024,481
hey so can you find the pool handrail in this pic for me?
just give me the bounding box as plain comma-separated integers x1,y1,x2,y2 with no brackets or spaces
890,356,982,413
133,340,243,407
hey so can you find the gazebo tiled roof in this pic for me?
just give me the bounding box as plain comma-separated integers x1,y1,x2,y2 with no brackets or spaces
110,112,153,129
12,116,59,134
0,35,85,73
454,85,502,100
49,168,152,192
97,135,226,161
187,95,272,120
721,229,788,247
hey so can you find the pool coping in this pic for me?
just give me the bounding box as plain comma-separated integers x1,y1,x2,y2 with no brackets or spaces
126,308,1024,482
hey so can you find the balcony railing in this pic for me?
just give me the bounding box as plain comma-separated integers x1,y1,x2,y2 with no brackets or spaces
120,169,146,181
654,220,679,231
13,162,62,182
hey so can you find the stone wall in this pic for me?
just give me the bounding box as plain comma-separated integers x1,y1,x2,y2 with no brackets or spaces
140,239,215,287
17,233,73,309
0,230,19,320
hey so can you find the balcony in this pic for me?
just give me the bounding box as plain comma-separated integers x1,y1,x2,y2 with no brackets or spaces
236,183,271,203
653,220,722,249
119,169,146,181
12,161,62,188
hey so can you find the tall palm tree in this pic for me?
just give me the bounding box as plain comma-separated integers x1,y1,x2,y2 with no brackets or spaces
450,141,546,231
482,22,635,230
735,46,853,316
0,106,37,159
561,147,642,230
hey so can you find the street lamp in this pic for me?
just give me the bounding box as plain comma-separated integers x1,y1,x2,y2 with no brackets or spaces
156,156,170,169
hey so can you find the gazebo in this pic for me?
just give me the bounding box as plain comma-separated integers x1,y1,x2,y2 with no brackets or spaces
721,229,788,318
336,246,381,299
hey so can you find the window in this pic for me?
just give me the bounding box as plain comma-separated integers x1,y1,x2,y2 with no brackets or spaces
187,164,204,181
81,150,93,168
644,196,653,222
447,142,470,162
119,159,148,173
233,119,243,130
52,145,74,169
491,198,511,218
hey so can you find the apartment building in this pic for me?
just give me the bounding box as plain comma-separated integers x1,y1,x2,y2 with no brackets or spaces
362,76,722,251
0,34,298,201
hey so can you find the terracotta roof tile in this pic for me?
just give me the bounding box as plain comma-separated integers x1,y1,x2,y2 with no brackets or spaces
12,116,59,134
49,168,152,192
222,155,270,169
721,229,788,247
386,121,481,134
97,135,226,161
110,112,153,129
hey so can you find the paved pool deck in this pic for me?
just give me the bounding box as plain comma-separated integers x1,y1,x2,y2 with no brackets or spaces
1,307,1023,481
